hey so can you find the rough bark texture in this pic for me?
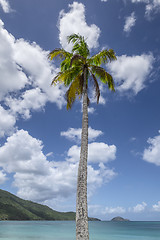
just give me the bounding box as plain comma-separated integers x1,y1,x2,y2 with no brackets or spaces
76,67,89,240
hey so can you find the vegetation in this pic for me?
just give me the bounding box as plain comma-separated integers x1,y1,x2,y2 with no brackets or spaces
49,34,116,240
0,189,75,220
111,216,130,222
0,189,99,221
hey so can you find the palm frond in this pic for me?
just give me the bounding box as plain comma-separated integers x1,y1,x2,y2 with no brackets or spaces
61,57,72,71
70,54,85,67
90,73,100,104
66,74,84,109
89,49,117,66
67,34,89,58
52,67,82,86
67,34,83,44
91,65,115,91
48,48,72,60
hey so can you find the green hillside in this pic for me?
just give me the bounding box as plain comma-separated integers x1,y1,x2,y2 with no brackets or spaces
0,189,76,220
0,189,100,221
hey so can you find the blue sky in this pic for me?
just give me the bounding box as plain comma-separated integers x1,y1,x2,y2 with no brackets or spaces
0,0,160,221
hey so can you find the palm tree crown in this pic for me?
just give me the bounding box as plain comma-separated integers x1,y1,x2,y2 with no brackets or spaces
49,34,116,109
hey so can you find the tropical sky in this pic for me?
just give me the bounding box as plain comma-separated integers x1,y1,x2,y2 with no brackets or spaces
0,0,160,221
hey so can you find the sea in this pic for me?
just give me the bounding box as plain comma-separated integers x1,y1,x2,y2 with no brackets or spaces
0,221,160,240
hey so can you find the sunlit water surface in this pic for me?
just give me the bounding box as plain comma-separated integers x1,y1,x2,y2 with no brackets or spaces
0,221,160,240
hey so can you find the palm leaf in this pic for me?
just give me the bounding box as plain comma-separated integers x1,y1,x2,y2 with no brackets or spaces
52,67,82,86
90,73,100,104
67,34,89,58
89,49,117,66
91,65,115,91
66,74,83,109
61,57,72,71
49,48,72,60
70,54,85,67
67,34,82,44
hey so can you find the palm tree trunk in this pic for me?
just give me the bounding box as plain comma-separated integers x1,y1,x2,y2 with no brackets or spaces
76,67,89,240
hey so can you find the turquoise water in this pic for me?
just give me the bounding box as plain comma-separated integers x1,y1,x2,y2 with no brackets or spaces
0,221,160,240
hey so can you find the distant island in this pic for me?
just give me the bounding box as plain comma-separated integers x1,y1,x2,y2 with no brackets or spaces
0,189,100,221
111,216,130,222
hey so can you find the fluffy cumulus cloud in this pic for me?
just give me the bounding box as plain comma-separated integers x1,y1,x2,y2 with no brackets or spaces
89,201,150,218
0,20,28,100
132,202,147,213
12,39,65,111
61,126,103,142
88,205,127,219
152,201,160,212
105,206,126,214
67,142,116,164
0,105,16,137
0,0,11,13
143,130,160,166
131,0,160,17
109,54,154,95
146,0,160,16
58,2,100,51
0,19,66,135
5,88,47,119
0,130,49,174
0,170,7,184
88,163,116,196
0,130,116,202
124,12,136,33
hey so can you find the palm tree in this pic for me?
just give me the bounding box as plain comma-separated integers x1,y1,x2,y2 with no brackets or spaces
49,34,116,240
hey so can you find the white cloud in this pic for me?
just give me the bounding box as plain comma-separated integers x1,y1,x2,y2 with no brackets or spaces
130,137,136,141
132,202,147,212
0,130,116,202
109,54,154,95
0,130,77,201
14,162,78,202
145,0,160,17
105,206,126,214
89,202,150,219
143,130,160,166
0,130,49,174
0,19,65,133
152,201,160,212
131,0,160,17
88,204,102,216
0,0,11,13
61,126,103,142
88,107,95,114
132,0,149,3
124,12,136,33
88,163,116,197
58,2,100,51
0,20,28,100
90,163,116,185
67,142,116,164
13,39,65,110
0,170,7,184
0,105,16,137
5,88,47,119
88,204,126,219
46,152,53,157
